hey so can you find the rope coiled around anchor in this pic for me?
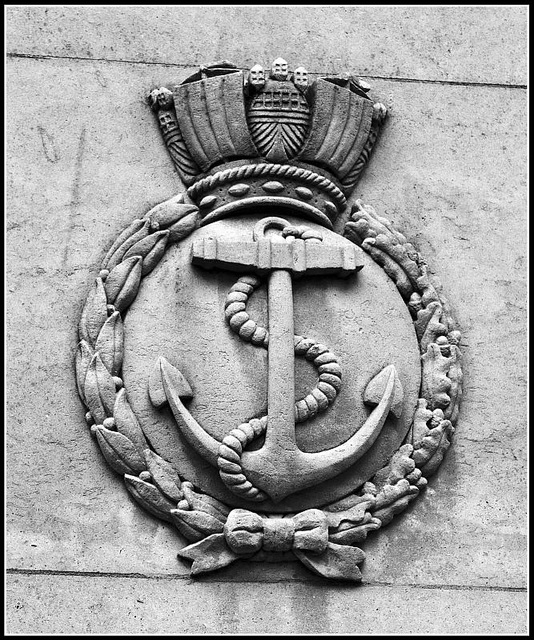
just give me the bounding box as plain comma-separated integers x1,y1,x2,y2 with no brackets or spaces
218,275,342,502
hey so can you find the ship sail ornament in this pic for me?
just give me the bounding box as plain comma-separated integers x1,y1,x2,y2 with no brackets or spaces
75,58,463,582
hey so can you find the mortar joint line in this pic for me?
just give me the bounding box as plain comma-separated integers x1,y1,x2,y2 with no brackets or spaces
6,568,528,592
6,52,527,90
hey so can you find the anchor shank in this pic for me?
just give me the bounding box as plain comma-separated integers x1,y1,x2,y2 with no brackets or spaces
265,268,297,453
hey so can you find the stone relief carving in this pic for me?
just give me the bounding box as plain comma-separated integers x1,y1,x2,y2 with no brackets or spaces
76,58,462,582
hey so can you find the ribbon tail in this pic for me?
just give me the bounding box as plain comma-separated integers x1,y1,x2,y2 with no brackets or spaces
177,533,239,576
294,543,366,582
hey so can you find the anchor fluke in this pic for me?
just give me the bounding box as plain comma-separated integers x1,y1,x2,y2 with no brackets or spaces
149,356,193,408
241,363,405,502
363,364,404,419
150,357,220,467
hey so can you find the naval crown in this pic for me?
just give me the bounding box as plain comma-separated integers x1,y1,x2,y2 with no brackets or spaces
149,58,387,229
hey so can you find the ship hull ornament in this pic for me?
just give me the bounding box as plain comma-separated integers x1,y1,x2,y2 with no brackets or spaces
75,59,463,582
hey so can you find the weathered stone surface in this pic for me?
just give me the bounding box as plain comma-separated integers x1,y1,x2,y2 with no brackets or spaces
344,82,527,590
6,3,527,631
6,53,527,588
6,57,188,576
5,6,527,85
6,573,527,635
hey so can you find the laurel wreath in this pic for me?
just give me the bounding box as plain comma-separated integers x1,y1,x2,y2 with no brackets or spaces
75,194,462,579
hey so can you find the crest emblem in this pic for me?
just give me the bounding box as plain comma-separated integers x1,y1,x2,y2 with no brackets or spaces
76,58,462,582
246,58,311,161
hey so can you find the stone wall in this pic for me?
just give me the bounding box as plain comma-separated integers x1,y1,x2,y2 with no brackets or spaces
6,6,527,634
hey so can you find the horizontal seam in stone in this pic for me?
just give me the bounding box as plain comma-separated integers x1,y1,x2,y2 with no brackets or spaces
357,74,527,90
5,569,528,591
362,580,527,593
5,52,527,90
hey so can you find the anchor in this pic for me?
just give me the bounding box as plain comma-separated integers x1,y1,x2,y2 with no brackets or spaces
150,217,404,503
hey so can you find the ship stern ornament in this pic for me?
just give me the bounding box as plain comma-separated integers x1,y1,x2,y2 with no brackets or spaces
76,59,463,582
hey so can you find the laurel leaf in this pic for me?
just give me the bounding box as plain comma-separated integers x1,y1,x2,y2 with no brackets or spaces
410,398,433,444
328,519,381,545
124,474,176,522
94,311,123,376
370,233,420,285
105,220,151,271
123,229,170,276
75,340,94,404
84,353,116,423
413,419,454,475
421,343,452,410
372,488,419,526
146,198,198,228
372,444,415,490
95,426,146,474
343,220,366,246
416,301,448,352
323,492,377,513
113,388,148,452
374,478,418,512
347,203,415,266
325,498,376,528
170,508,225,542
104,256,142,313
144,450,183,502
419,426,454,478
79,277,108,346
407,292,423,319
438,294,456,334
350,201,407,246
361,241,413,299
416,264,440,306
443,344,463,424
412,427,442,467
167,211,199,243
181,481,230,521
102,218,146,269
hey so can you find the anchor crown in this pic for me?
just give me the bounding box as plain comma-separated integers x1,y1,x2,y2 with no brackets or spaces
149,58,387,229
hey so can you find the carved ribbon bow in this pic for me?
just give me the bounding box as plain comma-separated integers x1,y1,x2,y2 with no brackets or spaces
178,508,365,581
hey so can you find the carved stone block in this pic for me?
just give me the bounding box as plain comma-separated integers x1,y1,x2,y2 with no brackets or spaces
75,57,463,582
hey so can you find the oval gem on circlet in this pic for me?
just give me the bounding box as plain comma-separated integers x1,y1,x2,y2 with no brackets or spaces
295,186,313,201
228,183,251,197
261,181,285,194
199,195,218,210
324,200,338,216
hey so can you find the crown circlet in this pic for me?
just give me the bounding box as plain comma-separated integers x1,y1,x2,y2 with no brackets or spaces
149,58,387,229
